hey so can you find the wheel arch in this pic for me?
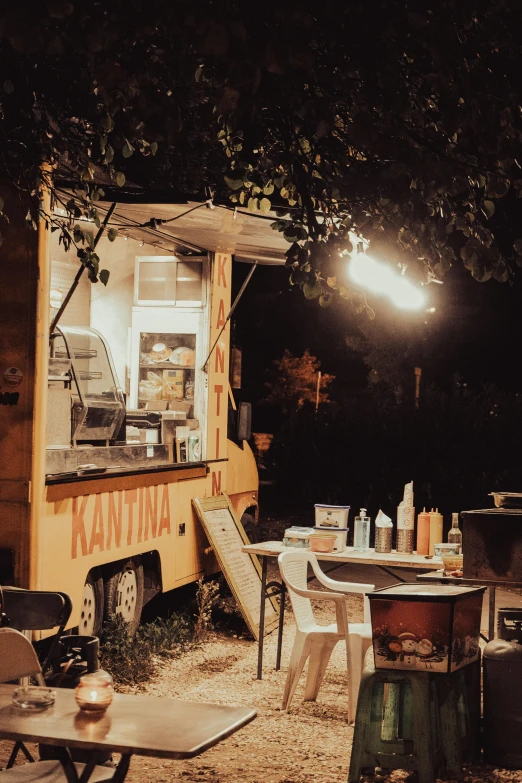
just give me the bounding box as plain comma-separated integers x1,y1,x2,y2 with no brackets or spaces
229,492,259,526
100,550,162,608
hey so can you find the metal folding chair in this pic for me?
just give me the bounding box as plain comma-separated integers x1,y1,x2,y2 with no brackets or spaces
1,588,72,672
0,589,72,769
0,628,114,781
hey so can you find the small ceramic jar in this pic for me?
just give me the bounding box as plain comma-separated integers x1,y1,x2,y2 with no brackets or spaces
75,671,114,712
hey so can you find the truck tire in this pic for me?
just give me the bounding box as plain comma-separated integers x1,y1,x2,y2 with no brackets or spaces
104,557,144,636
79,568,104,637
241,512,259,544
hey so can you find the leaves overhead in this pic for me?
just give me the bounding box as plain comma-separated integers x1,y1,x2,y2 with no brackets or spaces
196,1,522,300
2,2,522,301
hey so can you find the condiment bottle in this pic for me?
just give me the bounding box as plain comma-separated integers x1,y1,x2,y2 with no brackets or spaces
416,508,430,555
448,512,463,549
354,509,371,551
429,508,443,556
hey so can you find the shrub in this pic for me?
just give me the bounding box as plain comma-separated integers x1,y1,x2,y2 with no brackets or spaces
100,612,195,687
100,578,222,686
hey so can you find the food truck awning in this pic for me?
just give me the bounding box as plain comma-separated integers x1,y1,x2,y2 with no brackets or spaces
98,200,289,265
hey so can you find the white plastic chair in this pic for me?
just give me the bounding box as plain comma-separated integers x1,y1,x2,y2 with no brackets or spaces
0,628,113,782
278,550,374,723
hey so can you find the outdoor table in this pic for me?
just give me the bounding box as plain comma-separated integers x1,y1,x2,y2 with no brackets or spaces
0,684,256,782
242,541,443,679
416,569,522,641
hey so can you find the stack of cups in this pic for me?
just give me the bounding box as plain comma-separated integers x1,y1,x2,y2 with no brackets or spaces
375,510,393,553
397,481,414,554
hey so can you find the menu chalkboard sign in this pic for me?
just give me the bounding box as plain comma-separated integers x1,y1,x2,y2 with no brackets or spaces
192,495,279,640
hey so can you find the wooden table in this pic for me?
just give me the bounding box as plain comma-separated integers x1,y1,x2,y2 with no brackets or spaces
242,541,443,679
0,684,256,782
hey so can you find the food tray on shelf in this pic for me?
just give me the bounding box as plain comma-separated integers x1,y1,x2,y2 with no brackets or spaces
489,492,522,509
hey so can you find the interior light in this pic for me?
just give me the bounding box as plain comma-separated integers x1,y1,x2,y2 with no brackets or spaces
348,253,426,310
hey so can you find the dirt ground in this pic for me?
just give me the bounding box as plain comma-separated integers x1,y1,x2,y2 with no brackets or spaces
4,580,522,783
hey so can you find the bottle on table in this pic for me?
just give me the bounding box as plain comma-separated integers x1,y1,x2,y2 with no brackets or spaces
429,508,443,556
448,512,463,549
416,508,431,555
354,508,371,551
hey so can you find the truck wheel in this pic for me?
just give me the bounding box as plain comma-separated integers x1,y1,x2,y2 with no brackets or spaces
241,512,259,544
79,568,104,637
104,557,144,636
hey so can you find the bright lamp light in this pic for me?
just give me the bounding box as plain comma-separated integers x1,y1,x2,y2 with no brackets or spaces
349,253,426,310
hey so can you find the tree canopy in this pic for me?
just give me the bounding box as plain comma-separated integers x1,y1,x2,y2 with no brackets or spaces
2,1,522,304
263,350,334,413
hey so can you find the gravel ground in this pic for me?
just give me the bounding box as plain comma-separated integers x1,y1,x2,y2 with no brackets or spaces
2,573,522,782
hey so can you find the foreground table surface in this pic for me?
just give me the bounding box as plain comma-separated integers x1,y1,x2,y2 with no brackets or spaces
0,685,256,759
243,541,443,571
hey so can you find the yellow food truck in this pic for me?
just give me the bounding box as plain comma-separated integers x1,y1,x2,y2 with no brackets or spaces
0,184,286,635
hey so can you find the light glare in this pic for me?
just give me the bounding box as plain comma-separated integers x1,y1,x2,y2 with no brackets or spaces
349,253,426,310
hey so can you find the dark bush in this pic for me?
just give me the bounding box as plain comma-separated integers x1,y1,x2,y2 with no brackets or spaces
269,384,522,523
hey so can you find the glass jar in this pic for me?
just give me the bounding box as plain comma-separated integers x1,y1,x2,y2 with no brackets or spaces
75,670,114,712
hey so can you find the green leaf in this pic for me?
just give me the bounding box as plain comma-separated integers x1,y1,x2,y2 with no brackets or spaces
104,145,114,164
263,184,274,196
283,226,307,242
433,262,446,280
224,175,244,190
150,142,158,156
319,292,333,307
101,113,114,131
493,263,508,283
513,239,522,254
486,175,510,199
247,197,258,212
0,196,4,212
107,227,118,242
259,197,271,214
115,171,126,187
99,269,110,286
3,80,14,94
122,139,134,158
483,200,495,218
303,280,322,299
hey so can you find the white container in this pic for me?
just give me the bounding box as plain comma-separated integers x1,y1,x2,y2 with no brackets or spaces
283,526,312,548
314,504,350,529
313,527,349,553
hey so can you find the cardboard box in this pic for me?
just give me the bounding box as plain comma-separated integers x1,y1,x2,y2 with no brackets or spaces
168,400,192,415
163,369,184,400
145,400,168,411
